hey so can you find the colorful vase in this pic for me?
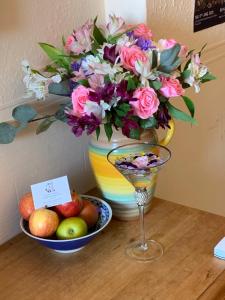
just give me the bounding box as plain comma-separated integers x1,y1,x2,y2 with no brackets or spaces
88,121,174,220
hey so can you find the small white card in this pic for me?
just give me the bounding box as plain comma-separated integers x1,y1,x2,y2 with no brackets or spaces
214,237,225,260
31,176,72,209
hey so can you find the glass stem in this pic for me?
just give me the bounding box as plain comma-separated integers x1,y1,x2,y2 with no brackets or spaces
135,188,148,251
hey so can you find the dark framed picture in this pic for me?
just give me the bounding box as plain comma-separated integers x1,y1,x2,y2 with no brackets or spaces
194,0,225,32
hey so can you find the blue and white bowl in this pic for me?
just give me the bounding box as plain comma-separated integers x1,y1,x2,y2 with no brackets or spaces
20,195,112,253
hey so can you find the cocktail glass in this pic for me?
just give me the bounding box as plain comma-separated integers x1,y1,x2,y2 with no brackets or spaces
107,143,171,262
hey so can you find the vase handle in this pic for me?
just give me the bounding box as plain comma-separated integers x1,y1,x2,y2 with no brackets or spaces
159,119,175,146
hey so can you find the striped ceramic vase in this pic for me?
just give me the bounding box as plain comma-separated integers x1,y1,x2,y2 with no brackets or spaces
88,121,174,220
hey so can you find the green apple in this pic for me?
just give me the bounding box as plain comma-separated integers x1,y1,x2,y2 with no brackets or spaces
56,217,88,239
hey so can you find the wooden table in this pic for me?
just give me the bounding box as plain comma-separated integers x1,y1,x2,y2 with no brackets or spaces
1,189,225,300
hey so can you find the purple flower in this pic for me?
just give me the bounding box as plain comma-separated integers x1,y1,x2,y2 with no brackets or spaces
67,113,101,137
126,31,134,38
136,38,155,51
69,80,79,94
155,104,171,129
89,83,116,103
103,45,117,64
71,61,81,71
116,80,137,102
121,117,139,138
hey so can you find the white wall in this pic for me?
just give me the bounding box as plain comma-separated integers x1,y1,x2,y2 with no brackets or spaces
147,0,225,216
0,0,105,244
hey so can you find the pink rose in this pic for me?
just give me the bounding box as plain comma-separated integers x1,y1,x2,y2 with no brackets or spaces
160,77,185,98
133,24,153,40
158,39,188,58
130,87,160,119
71,85,90,117
120,46,147,73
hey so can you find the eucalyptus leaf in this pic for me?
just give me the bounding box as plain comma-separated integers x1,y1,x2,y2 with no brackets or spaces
55,103,70,123
159,44,181,73
166,102,197,124
12,105,37,123
0,123,17,144
36,117,56,134
140,117,157,129
48,80,71,96
129,128,140,140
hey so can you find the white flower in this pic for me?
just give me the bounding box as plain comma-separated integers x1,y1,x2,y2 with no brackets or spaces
135,52,157,87
184,54,208,93
21,60,62,99
116,34,136,49
102,15,125,38
84,100,110,119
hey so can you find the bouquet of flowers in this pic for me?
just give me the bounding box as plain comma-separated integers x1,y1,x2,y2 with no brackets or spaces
0,15,215,143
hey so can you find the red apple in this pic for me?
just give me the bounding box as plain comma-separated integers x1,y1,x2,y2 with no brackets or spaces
54,192,83,218
18,192,35,220
79,199,99,228
29,208,59,238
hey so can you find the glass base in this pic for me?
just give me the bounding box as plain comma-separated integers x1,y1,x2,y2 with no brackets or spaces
125,239,163,262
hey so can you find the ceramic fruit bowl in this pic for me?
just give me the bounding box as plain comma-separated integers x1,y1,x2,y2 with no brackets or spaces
20,195,112,253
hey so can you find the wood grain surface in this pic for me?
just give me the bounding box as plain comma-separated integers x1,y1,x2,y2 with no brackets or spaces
0,188,225,300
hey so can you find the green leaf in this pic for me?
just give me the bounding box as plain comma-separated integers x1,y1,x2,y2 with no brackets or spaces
140,117,157,129
199,43,207,57
159,44,181,73
127,77,137,91
104,74,110,84
119,103,130,113
44,65,58,73
152,50,158,69
159,95,168,103
39,43,70,70
48,80,71,96
62,35,66,46
129,128,140,140
36,117,56,134
12,105,37,123
93,23,106,45
91,39,100,55
201,72,216,83
149,80,162,90
104,123,113,141
77,79,89,87
182,96,195,117
0,123,17,144
114,115,123,127
95,126,100,140
115,103,130,117
166,102,197,124
182,69,191,80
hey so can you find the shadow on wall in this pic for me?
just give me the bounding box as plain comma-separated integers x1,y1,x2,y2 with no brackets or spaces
0,0,20,32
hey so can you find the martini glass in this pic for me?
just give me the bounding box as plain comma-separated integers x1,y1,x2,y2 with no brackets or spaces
107,143,171,262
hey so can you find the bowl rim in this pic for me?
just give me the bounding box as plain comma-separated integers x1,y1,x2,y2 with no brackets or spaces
20,194,112,243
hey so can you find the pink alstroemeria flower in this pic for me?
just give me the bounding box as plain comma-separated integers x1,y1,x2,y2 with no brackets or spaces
158,39,188,59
